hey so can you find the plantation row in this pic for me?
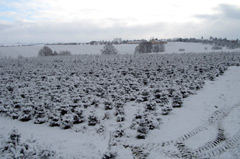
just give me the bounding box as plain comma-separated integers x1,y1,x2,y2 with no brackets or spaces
0,52,240,136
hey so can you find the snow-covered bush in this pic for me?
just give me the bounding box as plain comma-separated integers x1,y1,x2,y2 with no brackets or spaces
145,101,157,111
161,106,172,115
116,114,125,122
102,150,117,159
0,129,56,159
88,111,99,126
60,113,74,129
104,100,113,110
19,105,33,122
115,101,125,117
33,105,46,124
172,93,183,108
72,107,85,124
112,129,125,138
136,120,149,139
48,112,60,127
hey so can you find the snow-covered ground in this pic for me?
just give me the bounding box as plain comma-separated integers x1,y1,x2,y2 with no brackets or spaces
1,42,240,58
165,42,240,53
0,44,138,58
1,66,240,159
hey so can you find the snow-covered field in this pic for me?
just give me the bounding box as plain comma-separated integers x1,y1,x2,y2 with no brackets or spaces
0,52,240,159
0,44,138,58
1,42,240,58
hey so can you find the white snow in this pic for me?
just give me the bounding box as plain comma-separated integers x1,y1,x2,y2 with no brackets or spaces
1,66,240,159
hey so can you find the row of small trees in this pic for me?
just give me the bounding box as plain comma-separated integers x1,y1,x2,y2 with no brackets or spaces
134,41,165,53
38,46,72,57
101,42,166,55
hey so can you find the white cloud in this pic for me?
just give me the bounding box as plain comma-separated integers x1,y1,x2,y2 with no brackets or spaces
0,0,240,43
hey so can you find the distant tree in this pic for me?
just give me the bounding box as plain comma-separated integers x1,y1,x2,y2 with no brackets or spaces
38,47,72,57
112,38,122,44
135,41,152,53
152,44,165,52
38,46,53,56
90,41,97,45
135,41,165,54
101,43,118,55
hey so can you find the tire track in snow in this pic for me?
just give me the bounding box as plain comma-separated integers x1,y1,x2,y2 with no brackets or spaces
126,102,240,159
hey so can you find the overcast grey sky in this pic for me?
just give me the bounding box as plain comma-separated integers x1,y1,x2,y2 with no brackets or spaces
0,0,240,43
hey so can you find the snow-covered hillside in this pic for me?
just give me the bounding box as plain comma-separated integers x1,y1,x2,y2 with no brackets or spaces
0,44,138,58
1,42,240,58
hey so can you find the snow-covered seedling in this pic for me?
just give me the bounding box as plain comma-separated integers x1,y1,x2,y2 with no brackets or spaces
112,125,125,138
102,150,117,159
18,104,33,122
145,100,157,111
104,100,113,110
48,111,60,127
60,113,74,129
72,107,85,124
11,103,21,119
161,106,172,115
33,104,46,124
136,120,149,139
0,129,56,159
172,93,183,108
88,111,99,126
116,114,125,122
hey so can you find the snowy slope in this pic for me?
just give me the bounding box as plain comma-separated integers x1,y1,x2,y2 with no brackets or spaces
0,67,240,159
1,42,240,58
165,42,228,53
0,44,138,58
